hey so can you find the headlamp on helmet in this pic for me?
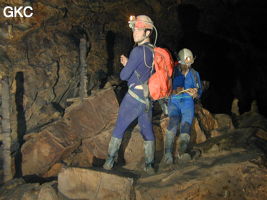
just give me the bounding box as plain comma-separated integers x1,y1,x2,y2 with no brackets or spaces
178,48,195,65
127,15,158,46
128,15,136,30
128,15,154,30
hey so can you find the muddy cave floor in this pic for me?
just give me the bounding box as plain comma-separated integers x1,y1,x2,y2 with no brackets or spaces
1,139,267,199
110,146,267,199
1,107,267,199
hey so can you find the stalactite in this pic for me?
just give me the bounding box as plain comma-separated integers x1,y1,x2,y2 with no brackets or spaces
8,24,13,39
1,76,13,182
79,37,88,99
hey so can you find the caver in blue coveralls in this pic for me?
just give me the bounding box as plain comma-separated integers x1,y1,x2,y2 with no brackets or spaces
167,67,202,135
164,67,202,163
113,44,154,141
103,43,155,171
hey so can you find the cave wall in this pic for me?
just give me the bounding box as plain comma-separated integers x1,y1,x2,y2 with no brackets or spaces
0,0,267,145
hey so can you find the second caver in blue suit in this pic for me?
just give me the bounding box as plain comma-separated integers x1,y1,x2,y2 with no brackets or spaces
163,66,202,164
168,67,202,135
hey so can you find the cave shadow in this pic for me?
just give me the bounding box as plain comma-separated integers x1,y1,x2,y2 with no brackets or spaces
90,166,140,179
15,72,26,178
106,30,116,76
22,175,57,184
176,4,247,114
94,30,116,89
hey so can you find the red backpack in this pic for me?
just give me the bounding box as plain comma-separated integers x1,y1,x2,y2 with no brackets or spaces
148,47,174,100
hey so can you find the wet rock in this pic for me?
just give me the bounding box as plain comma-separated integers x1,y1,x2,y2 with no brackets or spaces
214,114,234,130
58,167,134,200
210,129,225,137
42,163,64,178
158,116,169,133
81,127,113,166
237,112,267,130
209,114,234,138
135,156,267,200
65,150,93,169
231,98,240,116
196,107,219,136
122,128,144,170
37,183,59,200
21,121,80,176
21,88,118,176
0,179,39,200
250,100,259,113
191,118,207,144
207,144,220,154
193,128,255,154
122,122,164,170
0,179,58,200
255,128,267,141
64,87,119,139
154,124,165,153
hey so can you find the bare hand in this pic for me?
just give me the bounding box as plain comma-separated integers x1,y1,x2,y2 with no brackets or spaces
172,87,184,95
120,55,128,66
186,88,198,98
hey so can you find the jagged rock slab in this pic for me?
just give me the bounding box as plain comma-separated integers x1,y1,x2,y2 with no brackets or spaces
214,114,234,130
21,121,79,176
191,118,207,144
64,88,119,139
81,127,113,167
193,128,256,154
196,107,219,135
0,179,58,200
255,128,267,141
238,112,267,130
21,88,119,176
58,167,134,200
37,183,59,200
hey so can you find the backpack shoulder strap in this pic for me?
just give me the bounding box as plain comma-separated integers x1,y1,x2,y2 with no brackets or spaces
142,43,155,50
141,44,154,74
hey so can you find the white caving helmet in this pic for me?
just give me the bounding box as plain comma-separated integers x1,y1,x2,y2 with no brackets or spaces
128,15,158,46
178,48,195,65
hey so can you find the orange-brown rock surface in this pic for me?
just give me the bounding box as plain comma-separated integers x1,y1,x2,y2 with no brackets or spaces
21,87,118,176
58,167,134,200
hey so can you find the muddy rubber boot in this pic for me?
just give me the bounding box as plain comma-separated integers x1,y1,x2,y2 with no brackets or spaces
163,130,175,165
144,141,155,175
177,133,191,162
103,137,122,170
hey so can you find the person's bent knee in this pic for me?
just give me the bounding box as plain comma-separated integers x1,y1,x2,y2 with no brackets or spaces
180,121,192,134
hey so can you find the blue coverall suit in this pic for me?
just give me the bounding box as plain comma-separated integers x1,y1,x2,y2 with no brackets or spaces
112,44,155,141
167,68,202,135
